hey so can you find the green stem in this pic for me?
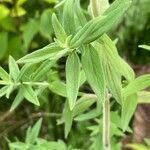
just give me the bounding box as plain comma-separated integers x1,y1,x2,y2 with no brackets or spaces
103,93,110,150
90,0,99,17
90,1,111,149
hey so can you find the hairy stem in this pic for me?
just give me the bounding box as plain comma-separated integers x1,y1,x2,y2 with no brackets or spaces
90,1,111,149
103,93,110,150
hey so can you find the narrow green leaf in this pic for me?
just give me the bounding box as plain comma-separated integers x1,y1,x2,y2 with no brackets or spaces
66,52,80,110
0,86,9,98
22,19,39,49
32,59,56,81
138,91,150,104
119,58,135,82
122,74,150,97
0,67,9,81
70,0,131,48
32,48,67,81
74,0,87,27
74,109,101,122
79,69,86,86
52,13,67,44
95,35,133,102
121,94,137,131
49,80,67,97
82,45,105,107
6,84,14,99
98,35,135,83
17,43,63,64
22,84,40,106
9,142,28,150
104,64,122,103
73,94,97,117
63,101,73,138
70,16,106,48
126,144,148,150
18,63,34,81
9,56,20,82
10,87,24,111
63,0,75,35
139,45,150,51
40,10,53,40
104,0,131,15
26,118,42,144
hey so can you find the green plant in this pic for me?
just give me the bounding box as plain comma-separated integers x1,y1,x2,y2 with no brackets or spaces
8,118,68,150
0,0,150,149
127,138,150,150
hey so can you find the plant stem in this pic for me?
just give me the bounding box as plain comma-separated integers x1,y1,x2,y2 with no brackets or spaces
103,93,110,150
90,0,99,17
90,1,111,149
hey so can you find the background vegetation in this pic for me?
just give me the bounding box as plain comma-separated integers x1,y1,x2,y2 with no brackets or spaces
0,0,149,149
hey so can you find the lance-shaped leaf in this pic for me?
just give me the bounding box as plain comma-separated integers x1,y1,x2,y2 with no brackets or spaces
101,35,135,82
95,35,134,102
22,19,39,50
66,52,80,110
63,101,73,138
6,85,14,99
17,43,63,64
52,13,67,44
121,94,137,131
70,0,131,48
79,69,86,86
104,0,131,15
22,84,40,106
0,86,9,98
25,118,42,144
70,16,106,48
74,0,87,27
32,59,56,81
104,63,122,103
9,142,28,150
119,58,135,82
49,80,67,97
57,94,97,125
139,45,150,51
95,36,122,103
10,87,24,111
126,143,148,150
9,56,20,82
32,49,68,81
73,94,97,117
74,109,101,122
63,0,75,35
122,74,150,97
82,45,105,107
18,63,35,81
0,67,9,81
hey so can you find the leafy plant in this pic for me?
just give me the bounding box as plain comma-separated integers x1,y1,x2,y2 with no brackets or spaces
8,118,68,150
0,0,150,149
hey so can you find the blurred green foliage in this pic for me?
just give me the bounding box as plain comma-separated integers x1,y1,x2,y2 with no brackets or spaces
0,0,58,61
116,0,150,65
0,0,149,150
